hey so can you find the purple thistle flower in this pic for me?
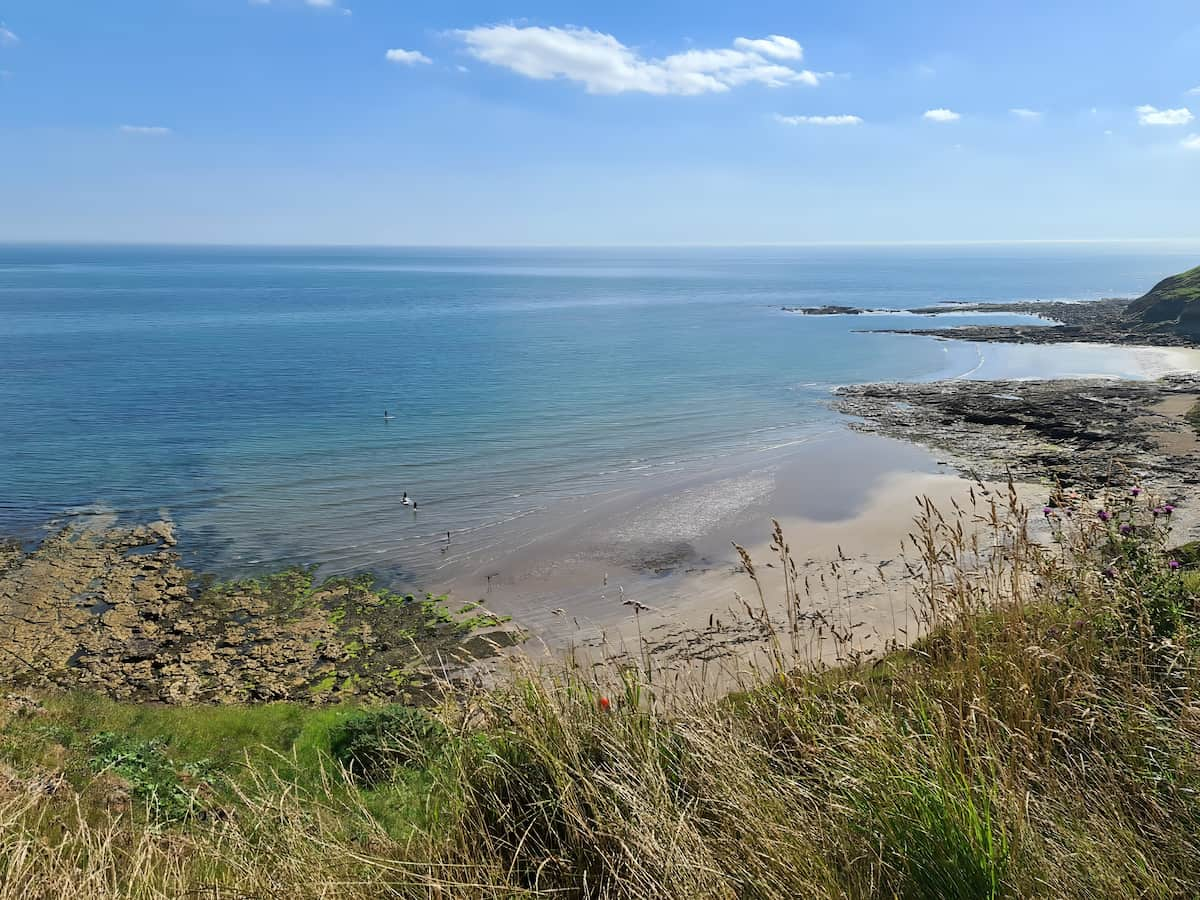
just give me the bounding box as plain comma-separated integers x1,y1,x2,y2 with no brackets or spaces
1165,504,1176,516
1043,506,1054,517
1131,487,1142,497
1097,509,1112,522
1169,560,1182,571
1120,524,1133,535
1103,566,1118,579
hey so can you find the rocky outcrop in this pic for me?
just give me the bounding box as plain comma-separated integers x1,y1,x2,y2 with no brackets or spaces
0,522,519,704
825,265,1200,347
1124,264,1200,340
835,375,1200,503
781,305,867,315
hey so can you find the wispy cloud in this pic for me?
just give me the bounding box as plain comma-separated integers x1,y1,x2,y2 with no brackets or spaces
385,48,431,65
1188,86,1200,96
120,125,172,136
1010,107,1042,120
732,35,802,60
923,108,961,122
250,0,351,14
453,25,828,95
1136,105,1193,126
1183,134,1200,151
0,24,18,46
774,113,862,126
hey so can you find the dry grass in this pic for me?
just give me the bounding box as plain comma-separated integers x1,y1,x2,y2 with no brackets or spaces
2,479,1199,898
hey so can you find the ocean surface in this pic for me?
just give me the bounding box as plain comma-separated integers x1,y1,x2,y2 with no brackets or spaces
3,243,1199,582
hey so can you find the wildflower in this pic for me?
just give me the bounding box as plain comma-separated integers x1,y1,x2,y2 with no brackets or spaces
1165,504,1176,516
1104,566,1118,579
1131,487,1142,497
1119,524,1133,536
1097,509,1111,522
599,696,612,712
1169,560,1182,571
1043,506,1054,517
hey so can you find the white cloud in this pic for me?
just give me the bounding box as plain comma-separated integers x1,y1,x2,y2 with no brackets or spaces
1183,134,1200,151
454,25,828,95
1010,107,1042,120
1188,86,1200,96
775,113,862,126
1136,105,1193,126
923,107,960,122
385,48,431,65
0,25,17,46
120,125,172,136
732,35,802,60
252,0,350,13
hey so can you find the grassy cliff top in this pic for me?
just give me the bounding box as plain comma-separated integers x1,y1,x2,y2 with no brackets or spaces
1124,263,1200,335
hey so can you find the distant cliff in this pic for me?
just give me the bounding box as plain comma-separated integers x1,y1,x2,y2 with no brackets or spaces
857,262,1200,347
1125,264,1200,339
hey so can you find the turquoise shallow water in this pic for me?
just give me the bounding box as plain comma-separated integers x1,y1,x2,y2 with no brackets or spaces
2,243,1198,579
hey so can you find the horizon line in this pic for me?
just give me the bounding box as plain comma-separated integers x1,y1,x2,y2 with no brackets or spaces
2,237,1200,250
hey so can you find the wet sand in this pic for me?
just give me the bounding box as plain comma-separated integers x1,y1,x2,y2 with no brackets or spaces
430,428,1044,677
428,337,1200,673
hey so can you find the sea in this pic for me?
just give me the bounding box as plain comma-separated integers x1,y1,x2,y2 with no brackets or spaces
2,243,1199,586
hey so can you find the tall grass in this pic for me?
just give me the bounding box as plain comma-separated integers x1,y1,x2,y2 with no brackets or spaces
2,478,1199,897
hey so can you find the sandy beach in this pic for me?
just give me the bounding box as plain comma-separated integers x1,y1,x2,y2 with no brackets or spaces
428,426,1053,682
428,341,1200,679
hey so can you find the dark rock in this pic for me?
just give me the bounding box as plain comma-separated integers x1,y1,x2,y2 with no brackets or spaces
864,265,1200,347
834,375,1200,505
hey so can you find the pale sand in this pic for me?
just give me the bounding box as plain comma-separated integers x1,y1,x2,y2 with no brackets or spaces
559,472,1046,683
960,342,1200,382
436,431,1050,683
432,431,942,640
1149,393,1200,457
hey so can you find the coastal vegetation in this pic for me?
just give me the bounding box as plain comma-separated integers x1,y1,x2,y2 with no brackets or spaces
2,478,1200,897
3,263,1199,895
1125,264,1200,339
834,261,1200,348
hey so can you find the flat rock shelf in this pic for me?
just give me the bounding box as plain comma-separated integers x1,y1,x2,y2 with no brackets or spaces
0,522,521,704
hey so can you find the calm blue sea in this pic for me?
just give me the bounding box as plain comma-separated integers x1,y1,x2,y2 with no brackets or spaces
2,243,1198,578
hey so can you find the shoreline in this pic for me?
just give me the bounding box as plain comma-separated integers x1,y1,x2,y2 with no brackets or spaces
4,284,1200,700
784,290,1200,349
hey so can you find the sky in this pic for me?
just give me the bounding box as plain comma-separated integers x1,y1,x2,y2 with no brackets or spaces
1,1,1199,245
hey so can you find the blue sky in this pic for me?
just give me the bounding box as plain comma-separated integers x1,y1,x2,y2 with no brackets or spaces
1,0,1199,244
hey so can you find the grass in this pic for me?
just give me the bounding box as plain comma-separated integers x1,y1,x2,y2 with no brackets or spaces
2,479,1200,896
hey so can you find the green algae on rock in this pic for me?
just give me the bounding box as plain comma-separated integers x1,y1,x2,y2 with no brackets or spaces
0,522,521,705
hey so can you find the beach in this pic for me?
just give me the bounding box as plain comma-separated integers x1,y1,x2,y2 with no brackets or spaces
4,245,1200,697
420,339,1200,641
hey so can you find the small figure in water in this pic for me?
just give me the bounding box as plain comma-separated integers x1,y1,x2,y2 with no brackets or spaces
446,531,452,543
401,491,411,507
